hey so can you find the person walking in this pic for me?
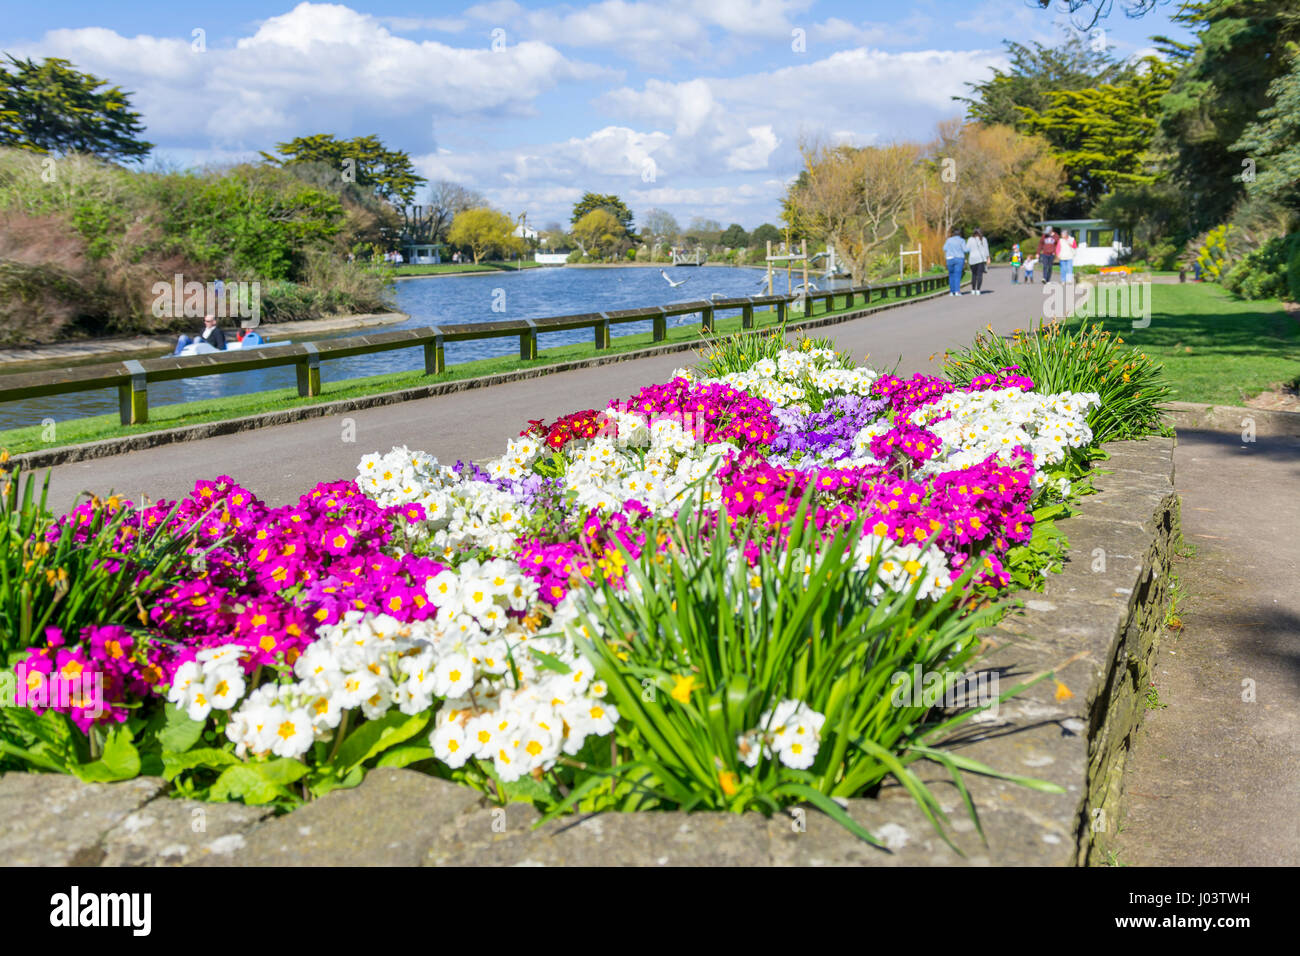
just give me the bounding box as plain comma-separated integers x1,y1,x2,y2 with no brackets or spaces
943,226,967,296
1023,255,1038,283
1010,243,1022,284
1058,228,1076,283
966,228,990,295
1037,227,1058,283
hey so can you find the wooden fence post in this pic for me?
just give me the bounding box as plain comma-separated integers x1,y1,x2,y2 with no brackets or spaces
520,319,538,360
295,343,321,397
742,299,754,329
701,305,714,333
424,329,445,375
595,313,611,349
652,307,667,342
117,359,148,425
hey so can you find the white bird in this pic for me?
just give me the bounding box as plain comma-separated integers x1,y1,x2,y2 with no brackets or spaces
660,269,688,288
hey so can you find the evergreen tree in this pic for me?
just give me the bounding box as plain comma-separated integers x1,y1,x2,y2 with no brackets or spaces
957,35,1130,128
1157,0,1300,230
1232,48,1300,212
570,193,634,235
0,54,151,161
1018,56,1176,215
262,134,426,205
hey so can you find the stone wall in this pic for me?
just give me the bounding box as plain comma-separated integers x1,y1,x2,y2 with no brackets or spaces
0,438,1178,866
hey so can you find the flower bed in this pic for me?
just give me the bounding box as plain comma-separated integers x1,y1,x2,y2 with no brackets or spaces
2,332,1162,846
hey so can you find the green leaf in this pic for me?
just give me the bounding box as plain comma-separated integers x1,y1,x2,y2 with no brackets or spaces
309,765,363,798
157,703,205,754
210,758,309,805
162,747,240,781
331,711,430,775
375,744,435,769
527,647,573,676
72,726,140,782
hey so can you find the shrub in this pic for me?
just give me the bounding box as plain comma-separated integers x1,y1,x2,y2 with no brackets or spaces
1289,237,1300,303
1222,233,1295,299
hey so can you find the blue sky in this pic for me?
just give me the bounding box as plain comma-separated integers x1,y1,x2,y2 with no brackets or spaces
2,1,1195,228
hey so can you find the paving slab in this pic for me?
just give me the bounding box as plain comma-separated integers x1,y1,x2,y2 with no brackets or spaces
1111,412,1300,866
0,774,165,866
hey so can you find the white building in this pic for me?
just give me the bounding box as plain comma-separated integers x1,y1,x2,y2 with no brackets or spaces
1036,219,1130,267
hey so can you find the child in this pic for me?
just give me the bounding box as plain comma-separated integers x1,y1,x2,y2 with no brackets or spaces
1023,255,1037,283
1010,243,1022,284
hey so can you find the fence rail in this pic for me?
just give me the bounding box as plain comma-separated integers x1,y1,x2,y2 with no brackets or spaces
0,276,947,426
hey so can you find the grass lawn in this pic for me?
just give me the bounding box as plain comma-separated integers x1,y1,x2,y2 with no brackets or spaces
1,287,935,456
390,260,547,276
1111,284,1299,405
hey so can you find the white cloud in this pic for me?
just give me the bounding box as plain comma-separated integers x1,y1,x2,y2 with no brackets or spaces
463,0,813,69
726,125,779,171
15,3,610,148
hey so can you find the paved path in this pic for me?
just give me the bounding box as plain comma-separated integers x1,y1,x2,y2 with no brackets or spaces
40,274,1046,511
1113,416,1300,865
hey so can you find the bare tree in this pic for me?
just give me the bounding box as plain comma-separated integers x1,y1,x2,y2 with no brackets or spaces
788,140,922,281
425,180,486,244
641,208,681,241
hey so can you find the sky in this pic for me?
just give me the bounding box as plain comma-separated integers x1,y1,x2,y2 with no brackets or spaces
1,1,1197,229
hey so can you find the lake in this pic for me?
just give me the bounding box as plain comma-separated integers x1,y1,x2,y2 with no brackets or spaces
1,265,774,431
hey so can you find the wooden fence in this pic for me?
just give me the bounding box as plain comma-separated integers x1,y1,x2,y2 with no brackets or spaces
0,276,947,426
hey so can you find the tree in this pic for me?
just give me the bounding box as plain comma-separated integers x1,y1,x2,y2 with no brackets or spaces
785,141,921,281
1232,50,1300,212
641,208,680,240
447,207,517,263
720,223,750,248
1018,56,1175,215
422,180,486,244
0,55,152,161
685,217,723,248
957,36,1130,128
262,134,426,204
571,208,625,260
1033,0,1198,31
570,193,634,235
1157,0,1300,230
751,223,782,246
916,121,1065,242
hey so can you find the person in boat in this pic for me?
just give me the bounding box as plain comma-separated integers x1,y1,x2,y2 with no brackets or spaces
173,314,227,355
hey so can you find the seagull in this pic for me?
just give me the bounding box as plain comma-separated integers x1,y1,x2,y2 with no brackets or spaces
660,269,688,288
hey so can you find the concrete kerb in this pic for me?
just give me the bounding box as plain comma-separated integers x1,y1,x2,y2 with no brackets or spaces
1164,400,1300,438
8,282,964,471
0,434,1176,867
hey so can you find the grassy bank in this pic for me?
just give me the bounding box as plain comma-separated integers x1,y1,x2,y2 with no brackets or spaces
0,288,939,456
1113,284,1299,404
391,260,548,276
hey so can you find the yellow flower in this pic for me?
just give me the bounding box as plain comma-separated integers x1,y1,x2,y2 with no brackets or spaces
670,673,698,704
718,770,739,796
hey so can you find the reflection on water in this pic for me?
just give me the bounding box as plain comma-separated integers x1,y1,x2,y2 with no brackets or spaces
1,265,770,431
